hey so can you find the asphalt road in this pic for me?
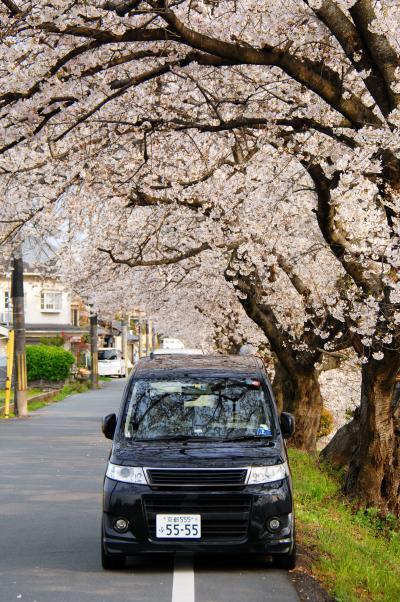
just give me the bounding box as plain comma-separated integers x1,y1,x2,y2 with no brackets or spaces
0,379,299,602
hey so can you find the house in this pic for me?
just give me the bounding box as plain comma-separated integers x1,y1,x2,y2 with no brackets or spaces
0,266,88,359
0,259,155,368
97,315,159,364
98,318,141,364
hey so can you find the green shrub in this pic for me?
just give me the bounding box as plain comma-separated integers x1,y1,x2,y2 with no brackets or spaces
26,344,75,382
317,406,334,439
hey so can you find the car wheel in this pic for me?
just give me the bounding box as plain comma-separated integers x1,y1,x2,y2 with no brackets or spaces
273,542,296,570
101,530,126,570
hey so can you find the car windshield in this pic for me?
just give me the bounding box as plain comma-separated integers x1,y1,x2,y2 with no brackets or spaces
98,350,118,360
123,378,273,441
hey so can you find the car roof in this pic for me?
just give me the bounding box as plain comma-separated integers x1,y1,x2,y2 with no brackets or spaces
133,354,266,380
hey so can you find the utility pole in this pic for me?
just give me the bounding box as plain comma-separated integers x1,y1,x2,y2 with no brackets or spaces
138,320,143,358
4,329,14,419
121,314,129,377
145,319,150,356
152,324,157,350
11,255,28,417
90,313,98,389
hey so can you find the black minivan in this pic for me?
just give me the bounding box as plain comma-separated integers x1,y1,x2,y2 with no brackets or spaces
101,354,296,569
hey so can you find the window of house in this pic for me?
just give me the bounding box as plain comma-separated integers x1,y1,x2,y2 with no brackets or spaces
1,290,12,323
71,308,79,326
41,291,62,312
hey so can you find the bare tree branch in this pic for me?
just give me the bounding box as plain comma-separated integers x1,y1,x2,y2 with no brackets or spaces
98,238,243,267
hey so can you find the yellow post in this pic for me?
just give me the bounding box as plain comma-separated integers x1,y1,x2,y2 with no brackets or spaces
5,329,14,419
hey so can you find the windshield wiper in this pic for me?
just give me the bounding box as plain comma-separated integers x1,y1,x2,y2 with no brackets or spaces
223,435,273,442
134,435,224,442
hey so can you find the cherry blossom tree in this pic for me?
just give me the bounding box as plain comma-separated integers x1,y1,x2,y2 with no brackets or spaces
1,0,399,511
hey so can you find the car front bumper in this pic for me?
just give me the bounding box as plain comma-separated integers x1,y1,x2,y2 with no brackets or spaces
102,477,294,557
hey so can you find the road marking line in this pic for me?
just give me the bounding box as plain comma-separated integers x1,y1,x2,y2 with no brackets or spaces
172,554,194,602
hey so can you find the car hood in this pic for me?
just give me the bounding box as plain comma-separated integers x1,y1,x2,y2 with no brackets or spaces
110,439,285,467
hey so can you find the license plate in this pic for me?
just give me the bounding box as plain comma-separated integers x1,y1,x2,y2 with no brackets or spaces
156,514,201,538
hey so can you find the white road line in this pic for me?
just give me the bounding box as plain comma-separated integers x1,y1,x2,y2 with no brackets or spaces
172,554,195,602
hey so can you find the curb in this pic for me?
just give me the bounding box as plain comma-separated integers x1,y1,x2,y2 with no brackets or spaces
0,389,61,416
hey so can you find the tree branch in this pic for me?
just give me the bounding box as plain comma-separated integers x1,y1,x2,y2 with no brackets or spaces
224,263,301,375
304,161,382,296
53,58,187,142
1,0,21,15
126,186,208,214
305,0,394,117
39,23,179,44
275,253,311,300
350,0,400,112
157,0,380,127
103,0,142,17
98,238,243,267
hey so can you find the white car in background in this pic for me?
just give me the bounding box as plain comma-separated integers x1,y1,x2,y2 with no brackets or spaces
98,348,132,377
151,348,204,356
160,337,185,350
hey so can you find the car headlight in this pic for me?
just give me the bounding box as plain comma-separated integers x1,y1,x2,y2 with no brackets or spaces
248,462,288,484
106,463,147,484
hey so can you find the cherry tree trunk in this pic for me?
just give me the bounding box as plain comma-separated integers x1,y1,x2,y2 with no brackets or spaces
273,363,323,452
345,352,400,515
320,408,360,467
289,370,323,451
272,361,293,414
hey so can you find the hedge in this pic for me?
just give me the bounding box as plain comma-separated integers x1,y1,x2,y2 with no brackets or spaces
26,344,75,382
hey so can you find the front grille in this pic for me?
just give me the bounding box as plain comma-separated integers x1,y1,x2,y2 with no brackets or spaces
144,495,251,541
146,468,248,488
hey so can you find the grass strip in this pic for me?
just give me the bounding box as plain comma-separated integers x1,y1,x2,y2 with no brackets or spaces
0,382,91,417
0,388,43,403
51,382,91,402
290,449,400,601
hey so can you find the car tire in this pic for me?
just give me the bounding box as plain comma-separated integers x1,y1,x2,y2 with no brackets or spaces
273,542,296,570
101,529,126,570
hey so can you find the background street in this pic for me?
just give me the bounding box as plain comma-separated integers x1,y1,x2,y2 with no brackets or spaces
0,380,299,602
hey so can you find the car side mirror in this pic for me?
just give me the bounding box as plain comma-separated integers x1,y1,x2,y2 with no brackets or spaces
280,412,295,439
102,413,117,440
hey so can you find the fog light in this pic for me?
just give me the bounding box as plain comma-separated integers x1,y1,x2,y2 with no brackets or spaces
267,517,282,532
114,518,129,533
